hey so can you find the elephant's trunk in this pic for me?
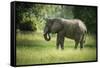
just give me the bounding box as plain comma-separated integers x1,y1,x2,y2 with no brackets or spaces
44,33,51,41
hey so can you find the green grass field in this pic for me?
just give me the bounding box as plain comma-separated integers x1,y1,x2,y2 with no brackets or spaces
16,32,97,65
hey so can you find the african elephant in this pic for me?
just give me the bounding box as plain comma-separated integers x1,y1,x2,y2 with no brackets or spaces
43,18,87,50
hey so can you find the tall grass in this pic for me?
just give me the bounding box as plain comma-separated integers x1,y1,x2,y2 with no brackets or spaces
16,32,97,65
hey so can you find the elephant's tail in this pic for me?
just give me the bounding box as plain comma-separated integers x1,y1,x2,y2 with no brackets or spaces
83,30,87,43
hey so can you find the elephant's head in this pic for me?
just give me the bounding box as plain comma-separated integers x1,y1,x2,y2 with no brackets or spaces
43,18,63,41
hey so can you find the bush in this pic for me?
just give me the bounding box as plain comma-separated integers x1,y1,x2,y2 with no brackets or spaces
19,21,37,31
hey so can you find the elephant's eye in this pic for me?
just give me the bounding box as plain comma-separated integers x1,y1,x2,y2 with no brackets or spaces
47,24,50,27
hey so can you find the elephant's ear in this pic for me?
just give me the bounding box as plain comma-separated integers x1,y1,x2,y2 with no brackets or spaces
45,18,52,23
44,18,48,22
51,20,63,33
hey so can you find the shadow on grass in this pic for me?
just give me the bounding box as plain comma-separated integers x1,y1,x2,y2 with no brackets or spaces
17,39,46,47
85,44,97,48
16,39,96,50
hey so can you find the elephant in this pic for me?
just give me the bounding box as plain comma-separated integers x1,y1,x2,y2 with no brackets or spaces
43,18,87,50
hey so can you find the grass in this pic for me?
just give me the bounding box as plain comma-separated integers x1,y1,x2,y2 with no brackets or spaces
16,32,97,65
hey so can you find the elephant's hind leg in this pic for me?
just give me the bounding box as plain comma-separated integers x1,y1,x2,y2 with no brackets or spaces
74,40,79,49
80,41,83,49
56,40,59,50
80,34,85,49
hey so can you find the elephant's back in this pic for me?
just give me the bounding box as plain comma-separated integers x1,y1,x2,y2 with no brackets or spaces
62,19,87,32
61,19,87,39
77,20,87,33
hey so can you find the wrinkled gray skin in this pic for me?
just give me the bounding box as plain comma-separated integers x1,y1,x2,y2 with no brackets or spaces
44,18,87,50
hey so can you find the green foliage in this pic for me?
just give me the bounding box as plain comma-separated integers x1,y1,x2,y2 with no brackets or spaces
16,2,74,31
73,6,97,34
19,20,37,31
16,2,33,25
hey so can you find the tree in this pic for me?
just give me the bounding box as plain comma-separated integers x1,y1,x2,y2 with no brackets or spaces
73,6,97,34
15,2,74,32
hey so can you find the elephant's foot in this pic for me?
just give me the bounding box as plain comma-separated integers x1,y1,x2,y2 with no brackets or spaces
74,44,78,49
61,46,64,50
80,42,84,49
80,46,83,50
74,47,77,49
61,48,64,50
56,45,59,50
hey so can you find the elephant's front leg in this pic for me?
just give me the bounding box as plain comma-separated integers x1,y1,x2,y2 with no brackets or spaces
60,36,64,50
56,34,60,49
57,33,65,50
